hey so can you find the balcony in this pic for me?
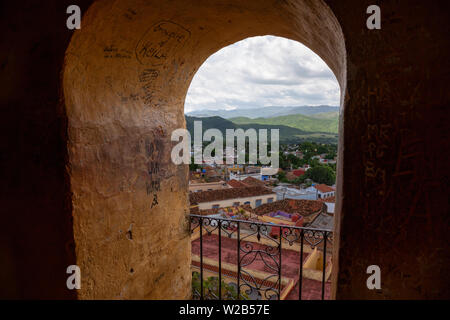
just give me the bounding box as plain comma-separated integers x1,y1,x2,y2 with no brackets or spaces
190,214,333,300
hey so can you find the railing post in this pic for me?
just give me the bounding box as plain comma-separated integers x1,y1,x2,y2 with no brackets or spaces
299,229,304,300
321,231,328,300
200,217,203,300
188,214,332,301
237,221,240,300
218,219,222,300
278,227,282,300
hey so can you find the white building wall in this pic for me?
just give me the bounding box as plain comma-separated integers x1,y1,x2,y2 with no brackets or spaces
189,181,228,192
324,202,335,214
229,172,261,181
198,193,276,210
318,191,335,198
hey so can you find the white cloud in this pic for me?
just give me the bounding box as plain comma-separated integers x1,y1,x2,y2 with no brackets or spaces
184,36,340,113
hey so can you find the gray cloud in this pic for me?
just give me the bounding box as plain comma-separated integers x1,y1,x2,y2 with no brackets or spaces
184,36,339,112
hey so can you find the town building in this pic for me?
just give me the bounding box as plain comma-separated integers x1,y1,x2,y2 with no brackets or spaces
226,179,247,188
190,186,276,210
313,184,336,199
320,196,335,214
261,167,279,181
229,172,261,181
254,199,327,226
273,185,317,201
189,181,228,193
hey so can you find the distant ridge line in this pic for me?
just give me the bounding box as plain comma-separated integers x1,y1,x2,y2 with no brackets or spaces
186,105,339,119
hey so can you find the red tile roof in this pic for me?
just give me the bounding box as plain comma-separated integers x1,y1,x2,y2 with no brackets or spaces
189,186,275,204
227,179,247,188
314,184,335,193
286,172,298,181
320,196,335,203
242,176,265,187
254,199,326,217
292,169,306,177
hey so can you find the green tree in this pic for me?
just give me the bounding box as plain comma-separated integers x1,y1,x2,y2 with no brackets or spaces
277,171,288,183
304,165,336,185
325,152,336,160
189,157,200,171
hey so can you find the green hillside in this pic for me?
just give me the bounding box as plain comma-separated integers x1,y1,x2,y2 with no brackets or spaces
185,115,338,144
309,111,339,120
230,112,338,134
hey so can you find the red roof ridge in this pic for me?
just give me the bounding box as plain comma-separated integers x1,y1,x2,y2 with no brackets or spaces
314,184,335,193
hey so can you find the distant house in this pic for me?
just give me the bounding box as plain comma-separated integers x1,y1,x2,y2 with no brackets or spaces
204,166,222,181
261,167,279,181
189,186,276,209
285,169,306,182
254,199,327,225
227,164,244,174
227,177,265,188
241,176,265,187
285,171,297,181
246,166,261,174
273,185,317,201
295,151,304,159
226,179,247,188
293,169,306,177
320,158,336,164
313,184,335,199
189,181,228,193
229,172,261,181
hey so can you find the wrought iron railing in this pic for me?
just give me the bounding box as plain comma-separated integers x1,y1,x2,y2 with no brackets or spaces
190,214,333,300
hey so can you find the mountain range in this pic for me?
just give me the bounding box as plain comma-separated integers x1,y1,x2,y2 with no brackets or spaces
186,112,339,144
186,105,339,119
231,112,338,134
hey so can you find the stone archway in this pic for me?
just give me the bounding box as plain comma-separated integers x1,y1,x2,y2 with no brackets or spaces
63,0,346,299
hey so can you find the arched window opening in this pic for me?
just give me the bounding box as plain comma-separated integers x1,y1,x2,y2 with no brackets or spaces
187,36,340,300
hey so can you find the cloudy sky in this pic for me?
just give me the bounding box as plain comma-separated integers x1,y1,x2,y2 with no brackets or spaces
184,36,340,113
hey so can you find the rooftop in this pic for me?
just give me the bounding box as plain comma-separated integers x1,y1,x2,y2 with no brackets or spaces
314,184,335,193
189,186,275,204
241,176,266,187
320,196,335,203
227,179,247,188
292,169,306,177
261,167,279,176
309,212,334,230
254,199,326,217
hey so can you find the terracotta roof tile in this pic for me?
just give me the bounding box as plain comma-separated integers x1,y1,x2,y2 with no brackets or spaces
254,199,325,217
189,186,275,204
292,169,306,177
314,184,335,193
320,196,335,203
242,176,265,187
227,179,247,188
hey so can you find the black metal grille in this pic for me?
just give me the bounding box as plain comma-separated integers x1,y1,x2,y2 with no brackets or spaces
190,214,333,300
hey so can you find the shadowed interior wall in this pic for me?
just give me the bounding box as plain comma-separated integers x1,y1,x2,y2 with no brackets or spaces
1,0,448,299
0,0,93,299
328,0,450,299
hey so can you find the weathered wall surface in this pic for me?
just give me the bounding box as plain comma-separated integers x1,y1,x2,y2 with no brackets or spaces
327,0,450,299
1,0,448,299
